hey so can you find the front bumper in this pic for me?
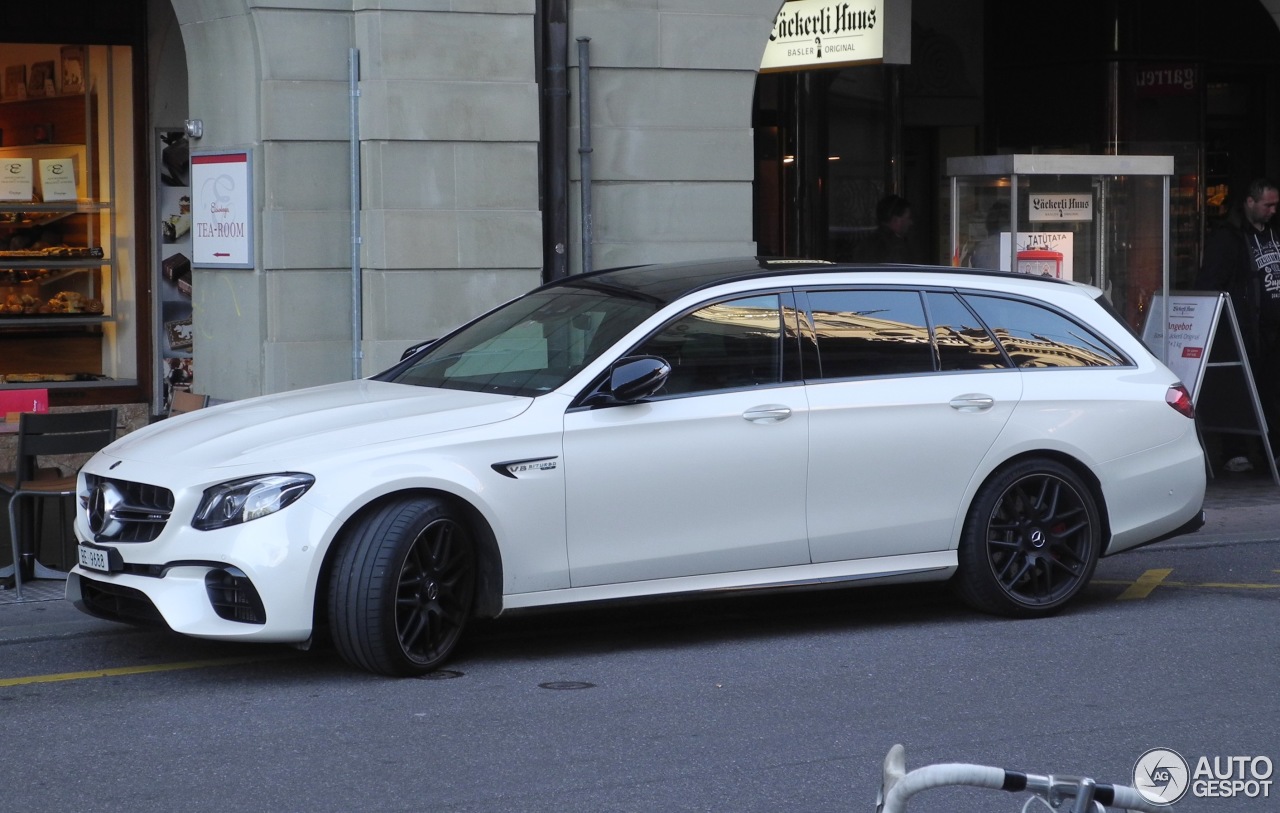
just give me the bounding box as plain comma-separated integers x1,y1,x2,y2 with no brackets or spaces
71,477,334,643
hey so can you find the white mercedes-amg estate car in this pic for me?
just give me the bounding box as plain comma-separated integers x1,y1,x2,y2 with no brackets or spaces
69,258,1206,675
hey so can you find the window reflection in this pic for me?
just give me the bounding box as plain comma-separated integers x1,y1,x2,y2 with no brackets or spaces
392,289,658,395
801,288,1123,378
926,292,1007,371
963,295,1126,368
637,295,785,395
807,290,933,377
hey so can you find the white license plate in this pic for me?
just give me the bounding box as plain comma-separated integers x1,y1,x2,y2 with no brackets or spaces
77,544,111,573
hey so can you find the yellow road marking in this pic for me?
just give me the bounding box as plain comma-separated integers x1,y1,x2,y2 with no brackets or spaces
1194,582,1280,589
0,654,289,688
1116,568,1173,600
1098,570,1280,599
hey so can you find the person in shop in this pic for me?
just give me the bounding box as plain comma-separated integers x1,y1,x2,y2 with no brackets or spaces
1195,177,1280,473
970,200,1010,269
854,194,921,264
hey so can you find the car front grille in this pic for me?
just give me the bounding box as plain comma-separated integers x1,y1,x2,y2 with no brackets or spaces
83,474,176,543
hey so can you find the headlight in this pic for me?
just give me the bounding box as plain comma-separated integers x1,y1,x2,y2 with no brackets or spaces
193,473,315,531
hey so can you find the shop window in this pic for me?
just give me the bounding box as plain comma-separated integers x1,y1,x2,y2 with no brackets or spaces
0,43,137,396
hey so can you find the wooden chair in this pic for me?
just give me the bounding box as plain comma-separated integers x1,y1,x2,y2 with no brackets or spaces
0,409,117,600
169,390,208,416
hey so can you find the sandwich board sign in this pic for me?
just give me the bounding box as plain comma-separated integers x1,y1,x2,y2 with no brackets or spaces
1142,291,1278,485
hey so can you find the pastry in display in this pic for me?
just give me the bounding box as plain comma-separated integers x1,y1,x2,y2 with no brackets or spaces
3,373,76,383
0,290,104,314
2,293,41,313
48,290,84,312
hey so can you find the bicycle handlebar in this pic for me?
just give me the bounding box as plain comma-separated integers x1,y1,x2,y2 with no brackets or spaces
875,744,1166,813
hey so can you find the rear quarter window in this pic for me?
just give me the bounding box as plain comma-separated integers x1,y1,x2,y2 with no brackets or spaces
961,293,1130,368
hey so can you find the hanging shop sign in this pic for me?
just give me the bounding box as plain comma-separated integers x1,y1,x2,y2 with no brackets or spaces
760,0,884,73
1028,193,1093,223
191,149,253,269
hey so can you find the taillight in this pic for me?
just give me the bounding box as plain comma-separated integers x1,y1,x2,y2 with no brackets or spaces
1166,383,1195,419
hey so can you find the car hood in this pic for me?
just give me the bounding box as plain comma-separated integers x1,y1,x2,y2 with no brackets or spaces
106,379,532,470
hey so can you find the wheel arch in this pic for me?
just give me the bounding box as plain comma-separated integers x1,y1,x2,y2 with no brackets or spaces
954,449,1110,616
967,449,1112,546
313,487,505,631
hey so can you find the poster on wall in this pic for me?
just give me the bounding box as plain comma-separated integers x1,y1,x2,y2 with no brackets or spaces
997,231,1075,280
191,149,253,269
155,128,194,414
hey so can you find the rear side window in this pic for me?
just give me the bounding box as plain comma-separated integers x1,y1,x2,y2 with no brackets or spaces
961,294,1128,368
925,292,1008,371
805,290,933,378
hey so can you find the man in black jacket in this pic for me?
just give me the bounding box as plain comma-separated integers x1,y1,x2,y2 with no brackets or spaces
1196,177,1280,472
854,194,920,264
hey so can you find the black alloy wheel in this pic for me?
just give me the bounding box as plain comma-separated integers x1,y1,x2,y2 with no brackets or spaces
329,496,476,676
955,459,1101,618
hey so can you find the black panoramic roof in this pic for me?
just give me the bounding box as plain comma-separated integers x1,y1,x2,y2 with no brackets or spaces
551,256,1053,307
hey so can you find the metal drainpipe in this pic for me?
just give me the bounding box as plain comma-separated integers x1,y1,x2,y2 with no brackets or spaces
349,48,363,380
544,0,570,281
577,36,594,275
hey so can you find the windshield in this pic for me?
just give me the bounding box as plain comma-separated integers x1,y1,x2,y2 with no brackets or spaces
385,287,661,396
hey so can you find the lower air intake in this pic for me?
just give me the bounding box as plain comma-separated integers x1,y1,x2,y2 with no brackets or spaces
205,568,267,625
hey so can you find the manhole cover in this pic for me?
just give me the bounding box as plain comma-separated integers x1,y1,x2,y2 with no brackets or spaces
538,681,595,690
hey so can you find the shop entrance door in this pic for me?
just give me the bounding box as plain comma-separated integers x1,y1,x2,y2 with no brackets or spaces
754,66,937,264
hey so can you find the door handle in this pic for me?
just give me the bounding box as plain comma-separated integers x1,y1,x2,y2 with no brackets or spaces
743,405,792,423
949,394,995,412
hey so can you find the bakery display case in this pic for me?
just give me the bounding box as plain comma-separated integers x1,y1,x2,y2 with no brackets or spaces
0,44,132,391
0,204,112,325
0,201,115,385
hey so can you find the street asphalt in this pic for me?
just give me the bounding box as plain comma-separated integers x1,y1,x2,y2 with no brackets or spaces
1,471,1276,643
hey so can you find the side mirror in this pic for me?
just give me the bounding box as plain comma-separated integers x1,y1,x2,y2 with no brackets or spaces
607,356,671,403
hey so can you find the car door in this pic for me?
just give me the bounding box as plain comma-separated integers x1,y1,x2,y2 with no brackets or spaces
562,293,811,587
802,288,1022,563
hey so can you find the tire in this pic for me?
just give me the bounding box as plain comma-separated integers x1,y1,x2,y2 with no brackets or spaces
328,496,476,676
955,459,1101,618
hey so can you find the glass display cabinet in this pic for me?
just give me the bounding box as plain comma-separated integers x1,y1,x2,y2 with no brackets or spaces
947,154,1173,335
0,44,132,391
